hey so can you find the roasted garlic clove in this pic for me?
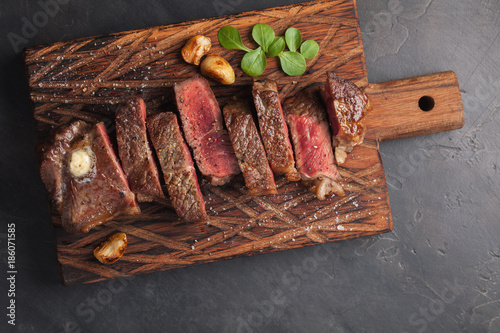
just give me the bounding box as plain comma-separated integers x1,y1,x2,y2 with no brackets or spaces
200,54,235,85
335,147,347,165
181,35,211,66
94,233,127,264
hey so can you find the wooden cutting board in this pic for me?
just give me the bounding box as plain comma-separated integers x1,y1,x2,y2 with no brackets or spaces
23,0,464,286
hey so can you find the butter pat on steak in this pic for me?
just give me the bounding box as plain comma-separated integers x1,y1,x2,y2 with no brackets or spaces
39,120,91,213
39,122,141,234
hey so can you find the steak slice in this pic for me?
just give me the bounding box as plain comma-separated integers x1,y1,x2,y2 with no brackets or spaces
115,97,164,202
39,120,91,213
252,78,300,182
223,97,277,196
147,112,208,222
321,72,372,157
61,122,140,234
174,75,240,185
284,88,345,199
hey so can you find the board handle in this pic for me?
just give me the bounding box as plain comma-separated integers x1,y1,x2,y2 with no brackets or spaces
364,71,464,142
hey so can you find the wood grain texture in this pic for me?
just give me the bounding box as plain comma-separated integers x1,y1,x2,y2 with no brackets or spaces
23,0,461,285
365,71,464,142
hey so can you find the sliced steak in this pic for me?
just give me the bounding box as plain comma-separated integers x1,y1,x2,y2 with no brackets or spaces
321,72,372,156
60,122,140,234
174,75,240,185
223,97,277,196
147,112,208,222
284,88,345,199
39,120,91,213
115,97,164,202
252,78,300,182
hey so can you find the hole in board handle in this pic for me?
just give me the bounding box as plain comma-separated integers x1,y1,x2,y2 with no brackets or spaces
419,96,435,112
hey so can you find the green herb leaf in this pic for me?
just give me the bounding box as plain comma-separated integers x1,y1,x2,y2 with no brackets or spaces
241,47,267,77
252,24,275,53
285,27,302,52
266,36,286,58
300,40,319,59
218,24,318,78
278,51,307,76
218,26,252,52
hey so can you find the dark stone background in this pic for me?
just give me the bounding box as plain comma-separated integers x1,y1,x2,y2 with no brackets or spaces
1,0,499,332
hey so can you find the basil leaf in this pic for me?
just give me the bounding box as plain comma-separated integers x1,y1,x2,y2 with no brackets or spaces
285,27,302,52
278,51,307,76
266,36,285,58
241,47,267,77
300,40,319,59
252,24,275,53
218,26,252,52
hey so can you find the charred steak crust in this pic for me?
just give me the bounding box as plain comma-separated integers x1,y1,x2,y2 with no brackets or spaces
115,97,164,202
39,120,91,213
174,75,240,186
284,88,345,200
322,72,372,152
223,97,277,196
61,122,140,234
252,78,300,182
147,112,208,222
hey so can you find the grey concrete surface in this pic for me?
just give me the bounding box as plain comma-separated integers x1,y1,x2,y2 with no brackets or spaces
1,0,499,332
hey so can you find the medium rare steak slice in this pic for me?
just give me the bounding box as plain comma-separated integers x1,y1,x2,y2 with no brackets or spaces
321,72,372,158
39,120,91,213
174,75,239,186
284,88,345,199
252,78,300,182
61,122,140,234
223,97,277,196
115,97,164,202
147,112,208,222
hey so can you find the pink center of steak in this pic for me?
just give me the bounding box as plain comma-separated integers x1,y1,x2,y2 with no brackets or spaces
175,80,222,143
283,87,345,199
290,115,339,180
174,75,239,185
196,130,238,180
